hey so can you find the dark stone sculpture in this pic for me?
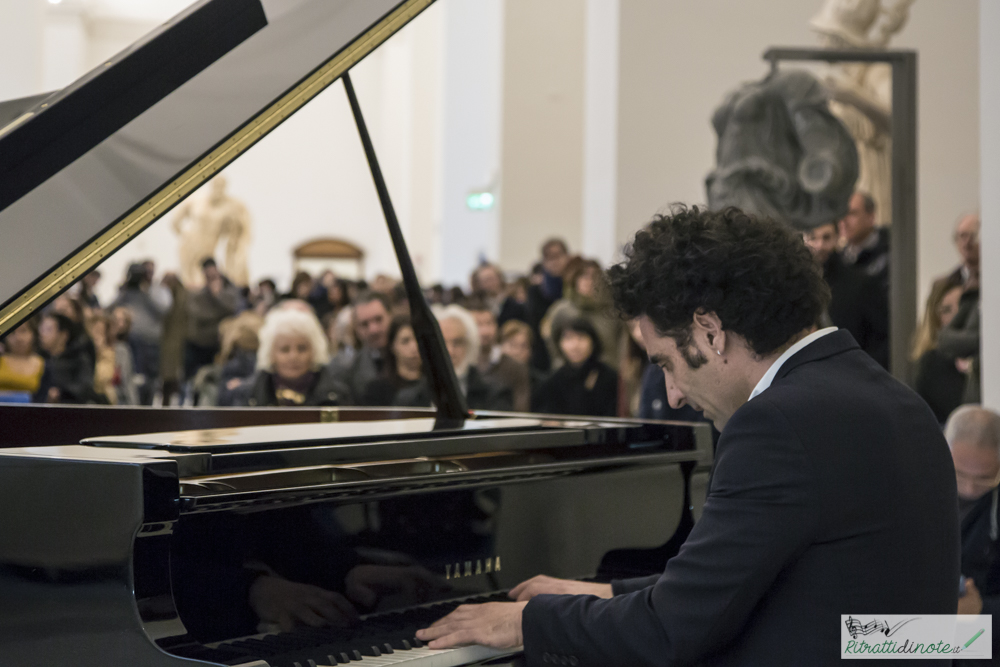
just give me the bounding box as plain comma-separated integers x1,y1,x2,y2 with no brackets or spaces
706,69,859,232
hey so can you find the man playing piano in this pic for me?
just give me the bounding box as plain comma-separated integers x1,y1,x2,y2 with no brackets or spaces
417,205,960,665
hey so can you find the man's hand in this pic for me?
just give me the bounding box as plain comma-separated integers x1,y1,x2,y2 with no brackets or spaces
958,578,984,615
416,601,527,649
249,575,358,631
509,575,613,602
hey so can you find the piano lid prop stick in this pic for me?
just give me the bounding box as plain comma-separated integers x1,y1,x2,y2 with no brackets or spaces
341,71,469,425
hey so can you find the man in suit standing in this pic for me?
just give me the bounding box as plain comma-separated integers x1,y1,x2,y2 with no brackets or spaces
417,206,959,665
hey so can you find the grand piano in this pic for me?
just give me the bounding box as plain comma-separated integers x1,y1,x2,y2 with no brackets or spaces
0,1,712,665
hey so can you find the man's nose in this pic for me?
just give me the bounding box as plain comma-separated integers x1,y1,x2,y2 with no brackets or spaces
664,380,686,410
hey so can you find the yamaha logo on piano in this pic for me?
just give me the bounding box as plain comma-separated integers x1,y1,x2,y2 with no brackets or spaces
445,557,500,579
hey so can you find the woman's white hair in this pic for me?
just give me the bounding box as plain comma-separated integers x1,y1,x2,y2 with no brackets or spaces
256,307,330,372
432,303,478,377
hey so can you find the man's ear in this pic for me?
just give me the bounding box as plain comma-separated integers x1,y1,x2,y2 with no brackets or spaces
692,310,726,353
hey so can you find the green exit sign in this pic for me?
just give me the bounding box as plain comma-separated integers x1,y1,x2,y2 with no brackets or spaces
466,192,495,211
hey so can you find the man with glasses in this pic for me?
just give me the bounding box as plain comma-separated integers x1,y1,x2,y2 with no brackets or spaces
947,405,1000,663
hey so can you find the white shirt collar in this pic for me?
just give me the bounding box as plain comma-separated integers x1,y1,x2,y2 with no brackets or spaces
748,327,838,401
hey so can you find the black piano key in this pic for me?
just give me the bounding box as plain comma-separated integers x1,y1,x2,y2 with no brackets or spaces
352,649,363,661
382,642,394,654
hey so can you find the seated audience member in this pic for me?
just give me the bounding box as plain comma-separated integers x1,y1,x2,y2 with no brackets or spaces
946,406,1000,640
330,291,392,400
361,316,422,406
0,321,45,403
252,278,278,316
395,304,512,411
526,239,571,372
804,221,889,369
839,191,889,296
467,300,501,373
542,258,623,372
498,320,544,412
312,275,350,322
618,324,648,417
938,214,982,404
51,294,97,368
911,279,967,423
185,258,241,385
36,312,95,403
107,307,140,406
532,317,618,417
77,269,102,309
212,311,263,406
111,262,169,405
159,272,187,407
471,263,526,326
229,309,352,407
282,271,314,303
85,311,117,404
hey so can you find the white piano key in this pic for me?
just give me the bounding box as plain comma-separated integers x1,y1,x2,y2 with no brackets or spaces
316,644,515,667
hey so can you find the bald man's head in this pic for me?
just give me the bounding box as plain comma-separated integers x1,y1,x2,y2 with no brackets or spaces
946,405,1000,500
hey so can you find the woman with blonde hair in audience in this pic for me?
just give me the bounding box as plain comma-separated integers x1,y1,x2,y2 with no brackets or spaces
0,320,45,403
85,310,118,404
228,308,352,407
911,277,966,423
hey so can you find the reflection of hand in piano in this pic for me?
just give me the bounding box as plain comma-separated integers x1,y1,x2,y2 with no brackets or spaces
346,564,452,610
509,574,613,602
416,601,527,650
249,575,359,632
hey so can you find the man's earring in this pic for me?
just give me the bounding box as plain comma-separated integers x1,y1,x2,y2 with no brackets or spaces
716,349,722,356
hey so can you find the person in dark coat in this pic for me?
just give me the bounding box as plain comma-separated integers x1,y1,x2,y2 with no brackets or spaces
946,406,1000,665
525,238,570,372
36,313,95,403
361,315,422,407
532,317,617,417
805,221,889,368
911,277,967,423
228,308,351,407
419,205,958,667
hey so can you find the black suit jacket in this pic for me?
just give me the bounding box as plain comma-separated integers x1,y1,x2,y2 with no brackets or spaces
522,330,959,666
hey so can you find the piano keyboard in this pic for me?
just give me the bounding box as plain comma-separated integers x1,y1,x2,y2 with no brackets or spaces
178,593,519,667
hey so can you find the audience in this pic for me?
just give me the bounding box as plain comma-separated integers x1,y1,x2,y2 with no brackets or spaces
945,406,1000,634
0,322,45,403
804,221,889,369
911,279,967,423
839,191,890,297
230,308,351,407
330,291,392,400
361,315,423,407
396,304,511,411
532,317,617,417
23,201,980,423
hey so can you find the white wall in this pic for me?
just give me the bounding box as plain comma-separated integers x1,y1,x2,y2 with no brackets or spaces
0,0,44,100
980,0,999,410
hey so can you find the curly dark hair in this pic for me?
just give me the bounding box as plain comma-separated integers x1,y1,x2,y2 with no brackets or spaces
607,205,829,357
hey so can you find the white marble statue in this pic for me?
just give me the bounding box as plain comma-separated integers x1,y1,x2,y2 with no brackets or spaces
811,0,915,226
171,176,252,288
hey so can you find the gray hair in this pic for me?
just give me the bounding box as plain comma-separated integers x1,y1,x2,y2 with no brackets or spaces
256,308,330,372
432,303,479,377
944,405,1000,452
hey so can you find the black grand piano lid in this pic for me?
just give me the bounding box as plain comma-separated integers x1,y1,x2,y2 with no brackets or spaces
0,0,435,337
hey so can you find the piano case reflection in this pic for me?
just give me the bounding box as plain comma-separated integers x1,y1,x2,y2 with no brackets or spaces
0,1,712,666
